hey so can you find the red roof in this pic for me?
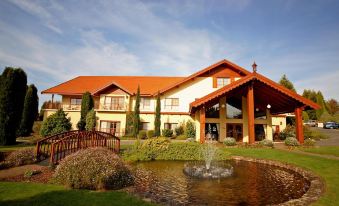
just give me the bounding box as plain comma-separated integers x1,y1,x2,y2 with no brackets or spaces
42,76,185,96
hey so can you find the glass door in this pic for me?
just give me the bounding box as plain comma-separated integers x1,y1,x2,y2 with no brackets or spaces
226,123,243,142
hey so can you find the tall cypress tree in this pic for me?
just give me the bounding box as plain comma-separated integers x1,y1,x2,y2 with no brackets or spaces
154,92,161,137
0,67,27,145
18,84,39,136
133,86,140,138
77,91,94,130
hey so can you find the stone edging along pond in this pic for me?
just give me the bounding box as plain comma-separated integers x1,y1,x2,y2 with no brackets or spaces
231,156,325,206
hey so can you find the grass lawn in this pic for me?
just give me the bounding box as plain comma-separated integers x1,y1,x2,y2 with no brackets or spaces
225,148,339,206
0,182,153,206
298,146,339,157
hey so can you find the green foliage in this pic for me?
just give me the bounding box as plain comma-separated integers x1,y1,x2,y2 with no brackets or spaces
0,67,27,145
303,126,328,140
316,91,326,119
175,135,187,140
24,169,41,178
185,120,196,139
284,137,300,146
175,124,184,136
77,92,94,130
279,125,295,140
146,130,154,138
223,137,237,146
85,109,96,131
138,130,147,139
18,84,39,136
303,138,316,147
257,139,274,147
303,89,318,120
154,92,161,137
162,129,173,137
40,109,72,137
133,86,141,138
4,148,36,168
279,74,296,92
53,147,133,190
302,111,309,121
125,111,134,136
326,98,339,116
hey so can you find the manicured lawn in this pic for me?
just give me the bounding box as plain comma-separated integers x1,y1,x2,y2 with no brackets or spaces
225,148,339,206
0,182,153,206
298,146,339,157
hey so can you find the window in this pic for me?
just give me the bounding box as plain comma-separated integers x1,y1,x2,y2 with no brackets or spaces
217,78,230,88
164,98,179,110
70,98,82,105
103,96,125,110
206,103,219,118
100,121,120,136
164,123,178,130
140,98,151,110
226,97,242,119
140,122,150,130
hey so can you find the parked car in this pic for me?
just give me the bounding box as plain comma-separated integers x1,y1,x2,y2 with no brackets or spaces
323,122,339,129
304,120,317,127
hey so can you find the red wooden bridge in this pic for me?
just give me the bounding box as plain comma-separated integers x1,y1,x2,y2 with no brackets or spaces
36,130,120,164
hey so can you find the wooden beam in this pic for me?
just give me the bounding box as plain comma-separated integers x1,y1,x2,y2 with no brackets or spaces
247,84,255,144
295,107,304,144
200,106,206,143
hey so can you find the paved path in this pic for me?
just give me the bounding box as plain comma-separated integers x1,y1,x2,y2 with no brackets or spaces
312,127,339,146
0,164,47,179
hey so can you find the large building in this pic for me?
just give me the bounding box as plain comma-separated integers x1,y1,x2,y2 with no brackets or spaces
42,59,319,143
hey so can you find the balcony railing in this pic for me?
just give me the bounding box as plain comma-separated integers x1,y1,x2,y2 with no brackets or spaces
100,103,126,111
99,128,123,137
62,104,81,110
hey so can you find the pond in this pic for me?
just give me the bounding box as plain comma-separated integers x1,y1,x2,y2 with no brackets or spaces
132,160,310,206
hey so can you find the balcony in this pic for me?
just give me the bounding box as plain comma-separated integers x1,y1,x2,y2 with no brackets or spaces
99,103,126,111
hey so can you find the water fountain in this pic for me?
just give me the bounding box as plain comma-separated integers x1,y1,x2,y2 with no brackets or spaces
183,125,233,179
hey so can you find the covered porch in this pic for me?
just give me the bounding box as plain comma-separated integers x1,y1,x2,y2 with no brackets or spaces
190,72,320,144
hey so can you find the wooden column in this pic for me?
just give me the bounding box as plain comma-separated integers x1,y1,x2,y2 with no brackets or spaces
247,84,255,144
200,106,205,143
295,107,304,144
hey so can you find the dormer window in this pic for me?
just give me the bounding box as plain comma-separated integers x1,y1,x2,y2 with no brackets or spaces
216,77,230,88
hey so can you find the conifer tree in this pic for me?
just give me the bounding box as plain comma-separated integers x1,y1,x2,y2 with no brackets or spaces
133,86,141,138
0,67,27,145
18,84,39,136
154,92,161,137
77,91,94,130
279,74,296,92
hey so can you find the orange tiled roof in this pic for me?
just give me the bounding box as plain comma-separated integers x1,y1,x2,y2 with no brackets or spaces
42,76,185,96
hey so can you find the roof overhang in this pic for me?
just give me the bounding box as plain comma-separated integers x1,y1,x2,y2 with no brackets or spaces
190,72,320,115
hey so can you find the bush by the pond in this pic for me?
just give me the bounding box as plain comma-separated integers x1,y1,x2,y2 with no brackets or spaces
303,138,316,147
284,137,300,146
123,138,230,161
162,129,173,137
4,148,36,168
257,139,274,147
53,147,133,190
223,137,237,146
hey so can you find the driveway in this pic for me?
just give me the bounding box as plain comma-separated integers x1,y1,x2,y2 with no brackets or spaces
312,127,339,146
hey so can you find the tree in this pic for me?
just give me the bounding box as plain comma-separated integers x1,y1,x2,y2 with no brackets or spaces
0,67,27,145
18,84,39,136
185,120,196,139
279,74,296,92
77,92,94,130
40,109,72,137
133,86,141,138
125,111,134,136
154,92,161,137
316,91,326,120
326,99,339,116
85,109,96,131
302,89,318,120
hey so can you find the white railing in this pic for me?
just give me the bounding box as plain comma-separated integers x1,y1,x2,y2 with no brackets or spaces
100,103,126,111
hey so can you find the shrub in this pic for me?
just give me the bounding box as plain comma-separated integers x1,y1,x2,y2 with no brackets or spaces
175,135,187,140
162,129,173,137
304,126,327,140
223,137,237,146
138,130,147,139
53,147,133,190
40,109,72,137
85,109,96,131
284,137,300,146
303,138,316,147
175,125,184,136
185,120,196,139
147,130,154,138
24,169,41,178
258,139,274,147
5,148,36,167
279,125,295,140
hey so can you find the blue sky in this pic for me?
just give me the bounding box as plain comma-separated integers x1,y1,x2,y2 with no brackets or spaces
0,0,338,105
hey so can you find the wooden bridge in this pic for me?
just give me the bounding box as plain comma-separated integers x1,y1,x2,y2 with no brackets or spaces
36,130,120,165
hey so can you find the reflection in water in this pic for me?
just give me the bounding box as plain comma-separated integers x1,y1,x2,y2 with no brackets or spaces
132,160,310,206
